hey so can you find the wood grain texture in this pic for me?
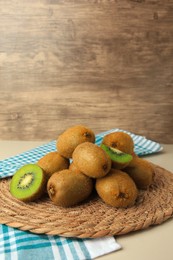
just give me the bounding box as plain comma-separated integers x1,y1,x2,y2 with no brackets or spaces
0,0,173,143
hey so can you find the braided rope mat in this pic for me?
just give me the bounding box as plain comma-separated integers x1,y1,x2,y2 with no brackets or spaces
0,165,173,238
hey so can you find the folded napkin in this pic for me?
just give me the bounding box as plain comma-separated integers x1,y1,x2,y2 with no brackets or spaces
0,129,162,260
0,129,162,178
0,225,120,260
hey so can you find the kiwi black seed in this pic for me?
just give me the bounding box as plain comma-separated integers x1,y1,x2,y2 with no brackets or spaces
56,125,95,158
47,169,93,207
37,151,69,179
10,164,47,202
72,142,112,178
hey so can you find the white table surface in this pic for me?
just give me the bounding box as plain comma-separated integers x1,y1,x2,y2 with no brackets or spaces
0,141,173,260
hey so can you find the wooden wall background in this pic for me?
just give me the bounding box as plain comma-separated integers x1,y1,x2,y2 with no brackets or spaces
0,0,173,143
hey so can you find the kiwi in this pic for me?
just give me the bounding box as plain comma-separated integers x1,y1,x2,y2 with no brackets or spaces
47,169,93,207
128,152,139,167
69,162,83,174
124,157,154,189
10,164,47,202
101,144,133,169
96,169,138,208
102,132,134,155
56,125,95,158
72,142,112,178
37,151,69,179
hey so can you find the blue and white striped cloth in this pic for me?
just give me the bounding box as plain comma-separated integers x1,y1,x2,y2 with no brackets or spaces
0,128,162,179
0,225,120,260
0,129,162,260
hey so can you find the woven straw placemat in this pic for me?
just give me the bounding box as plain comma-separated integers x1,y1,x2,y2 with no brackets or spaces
0,165,173,238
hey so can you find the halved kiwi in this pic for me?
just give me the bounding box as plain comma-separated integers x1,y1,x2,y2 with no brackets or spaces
101,144,133,164
102,131,134,154
10,164,47,202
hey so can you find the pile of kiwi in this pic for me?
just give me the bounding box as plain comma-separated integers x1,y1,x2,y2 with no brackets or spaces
9,125,155,208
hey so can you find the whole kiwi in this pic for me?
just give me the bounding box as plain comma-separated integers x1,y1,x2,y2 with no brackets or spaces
47,169,93,207
37,151,69,179
72,142,112,178
124,157,154,189
69,162,83,174
56,125,95,158
96,169,138,208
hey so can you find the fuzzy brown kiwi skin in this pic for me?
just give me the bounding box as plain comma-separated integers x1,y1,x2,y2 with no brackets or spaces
37,151,69,179
124,157,154,189
112,161,130,170
127,152,139,167
56,125,95,159
96,169,138,208
47,169,93,207
69,162,96,187
69,162,83,174
72,142,112,178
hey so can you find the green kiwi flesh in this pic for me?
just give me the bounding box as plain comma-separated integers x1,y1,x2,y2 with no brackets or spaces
101,144,133,164
10,164,46,202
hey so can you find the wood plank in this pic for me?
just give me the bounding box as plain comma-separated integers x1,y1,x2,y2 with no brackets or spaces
0,0,173,143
